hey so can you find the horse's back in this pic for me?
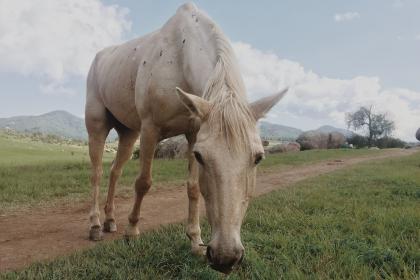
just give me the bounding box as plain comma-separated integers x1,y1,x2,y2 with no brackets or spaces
86,33,159,131
86,2,218,134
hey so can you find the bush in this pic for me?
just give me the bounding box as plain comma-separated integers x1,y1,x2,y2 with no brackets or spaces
132,147,140,159
375,137,406,149
348,135,369,148
348,135,406,149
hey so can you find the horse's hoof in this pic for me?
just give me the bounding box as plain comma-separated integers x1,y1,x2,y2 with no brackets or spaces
89,225,103,241
124,224,140,240
103,219,117,233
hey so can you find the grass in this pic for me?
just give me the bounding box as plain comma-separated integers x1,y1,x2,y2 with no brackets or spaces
2,152,419,279
0,134,94,167
0,132,384,210
259,148,384,169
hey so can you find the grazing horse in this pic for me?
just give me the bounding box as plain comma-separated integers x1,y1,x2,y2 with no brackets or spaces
85,3,287,273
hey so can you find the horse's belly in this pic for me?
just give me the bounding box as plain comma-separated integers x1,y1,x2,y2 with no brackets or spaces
102,88,142,131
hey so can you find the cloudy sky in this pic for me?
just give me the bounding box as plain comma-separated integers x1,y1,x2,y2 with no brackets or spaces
0,0,419,140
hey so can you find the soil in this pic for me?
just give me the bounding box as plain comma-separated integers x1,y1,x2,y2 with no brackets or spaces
0,149,416,272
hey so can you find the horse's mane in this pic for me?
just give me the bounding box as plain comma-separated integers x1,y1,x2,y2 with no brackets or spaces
201,24,256,151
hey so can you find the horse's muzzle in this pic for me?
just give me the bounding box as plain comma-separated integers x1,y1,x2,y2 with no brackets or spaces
206,245,244,274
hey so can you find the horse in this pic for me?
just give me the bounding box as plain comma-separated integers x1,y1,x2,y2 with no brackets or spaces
85,3,287,273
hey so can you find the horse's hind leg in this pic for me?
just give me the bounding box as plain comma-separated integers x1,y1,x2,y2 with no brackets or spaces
86,109,111,241
103,126,139,233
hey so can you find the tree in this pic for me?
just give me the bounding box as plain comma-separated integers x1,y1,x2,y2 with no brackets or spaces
346,106,395,146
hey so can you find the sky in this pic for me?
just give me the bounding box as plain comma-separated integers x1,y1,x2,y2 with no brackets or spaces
0,0,419,140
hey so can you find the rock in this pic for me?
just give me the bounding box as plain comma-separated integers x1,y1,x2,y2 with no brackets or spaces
327,132,346,149
155,136,188,159
296,131,346,150
266,142,301,154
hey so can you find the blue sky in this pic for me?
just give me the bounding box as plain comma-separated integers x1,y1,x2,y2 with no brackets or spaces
105,0,420,90
0,0,419,139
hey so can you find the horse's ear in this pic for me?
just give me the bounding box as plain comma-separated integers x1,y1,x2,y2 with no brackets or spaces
250,88,288,120
176,87,211,120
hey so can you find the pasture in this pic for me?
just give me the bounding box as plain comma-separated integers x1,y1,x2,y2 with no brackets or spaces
0,132,383,211
1,144,419,279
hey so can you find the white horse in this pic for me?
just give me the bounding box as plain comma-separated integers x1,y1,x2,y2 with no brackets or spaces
86,3,286,273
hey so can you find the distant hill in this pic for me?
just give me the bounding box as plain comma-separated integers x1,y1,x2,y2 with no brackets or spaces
0,113,304,141
0,111,88,140
314,125,354,138
259,121,303,140
0,111,353,142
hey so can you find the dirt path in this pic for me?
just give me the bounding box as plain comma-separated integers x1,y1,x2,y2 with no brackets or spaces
0,149,416,272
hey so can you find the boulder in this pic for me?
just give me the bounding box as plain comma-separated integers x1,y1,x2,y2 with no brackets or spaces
266,142,301,154
132,136,188,160
155,136,188,159
327,132,346,149
297,131,346,150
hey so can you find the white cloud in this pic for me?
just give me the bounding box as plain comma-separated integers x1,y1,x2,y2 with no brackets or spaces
415,34,420,41
233,42,420,141
334,12,360,22
0,0,131,94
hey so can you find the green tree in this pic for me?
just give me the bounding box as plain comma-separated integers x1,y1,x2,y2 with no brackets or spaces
346,106,395,146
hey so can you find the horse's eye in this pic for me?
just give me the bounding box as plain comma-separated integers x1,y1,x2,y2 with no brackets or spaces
194,151,204,165
254,154,264,165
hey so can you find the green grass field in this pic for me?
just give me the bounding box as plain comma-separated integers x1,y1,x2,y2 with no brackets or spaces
2,151,419,279
0,133,385,211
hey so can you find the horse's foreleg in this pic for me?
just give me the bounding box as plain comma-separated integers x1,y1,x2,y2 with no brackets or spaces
103,128,139,233
125,124,158,237
186,134,204,255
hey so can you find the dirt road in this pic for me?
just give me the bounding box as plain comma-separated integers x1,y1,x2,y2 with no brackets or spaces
0,149,416,272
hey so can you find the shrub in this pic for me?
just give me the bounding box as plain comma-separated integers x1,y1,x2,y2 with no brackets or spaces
375,137,406,149
132,147,140,159
348,135,406,149
348,134,369,148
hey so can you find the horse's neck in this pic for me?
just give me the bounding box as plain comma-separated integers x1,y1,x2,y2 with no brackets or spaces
180,37,218,97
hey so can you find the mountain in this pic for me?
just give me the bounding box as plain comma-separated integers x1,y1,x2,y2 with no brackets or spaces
314,125,354,138
0,111,88,140
259,121,303,140
0,111,352,142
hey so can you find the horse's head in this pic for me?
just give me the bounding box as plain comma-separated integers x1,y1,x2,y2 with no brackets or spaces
177,87,287,273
